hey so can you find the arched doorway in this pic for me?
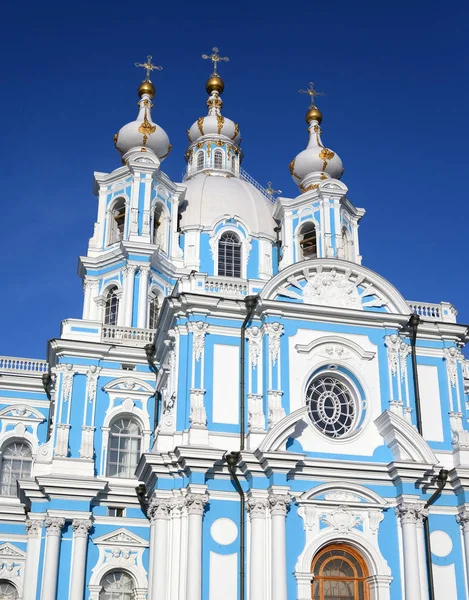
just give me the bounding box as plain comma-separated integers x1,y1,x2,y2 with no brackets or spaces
311,543,370,600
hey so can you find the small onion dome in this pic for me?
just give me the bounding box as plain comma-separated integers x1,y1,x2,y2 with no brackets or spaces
138,80,155,99
206,74,224,95
187,81,241,146
290,117,343,188
114,88,171,161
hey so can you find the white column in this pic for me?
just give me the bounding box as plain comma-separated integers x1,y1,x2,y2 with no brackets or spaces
269,494,290,600
186,493,208,600
396,503,422,600
122,265,137,327
69,519,93,600
416,513,430,600
148,497,171,600
82,278,92,319
457,509,469,590
137,265,150,329
247,497,268,600
41,517,65,600
23,519,43,600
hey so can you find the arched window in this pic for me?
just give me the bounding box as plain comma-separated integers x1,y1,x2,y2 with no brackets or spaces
0,581,18,600
148,293,159,329
107,417,142,478
213,149,223,169
299,222,317,259
104,286,119,326
152,204,164,246
197,151,204,171
0,442,32,497
342,226,350,261
99,571,134,600
311,544,370,600
109,198,126,245
218,232,242,278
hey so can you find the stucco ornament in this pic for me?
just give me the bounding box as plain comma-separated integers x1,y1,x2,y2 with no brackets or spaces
246,326,262,368
302,269,361,308
191,321,209,362
321,505,362,533
443,346,463,387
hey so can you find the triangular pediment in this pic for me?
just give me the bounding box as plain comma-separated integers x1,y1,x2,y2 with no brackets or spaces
260,259,410,315
93,527,149,547
0,543,26,559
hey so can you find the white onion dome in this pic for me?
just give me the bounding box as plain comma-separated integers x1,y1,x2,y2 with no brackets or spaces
187,75,241,146
179,173,276,238
114,80,171,161
290,102,344,192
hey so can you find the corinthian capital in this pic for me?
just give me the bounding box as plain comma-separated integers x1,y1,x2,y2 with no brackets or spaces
247,498,268,519
269,493,291,517
25,519,43,538
185,493,209,516
457,508,469,530
44,517,65,536
147,496,172,522
72,518,93,538
395,502,428,525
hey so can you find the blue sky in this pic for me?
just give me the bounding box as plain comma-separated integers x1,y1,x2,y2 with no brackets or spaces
1,0,468,358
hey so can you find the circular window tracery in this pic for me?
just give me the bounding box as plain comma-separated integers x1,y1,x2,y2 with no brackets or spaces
306,375,357,438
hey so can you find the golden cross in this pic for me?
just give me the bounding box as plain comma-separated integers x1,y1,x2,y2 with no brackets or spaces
266,181,282,197
299,82,325,107
134,55,163,82
202,47,229,74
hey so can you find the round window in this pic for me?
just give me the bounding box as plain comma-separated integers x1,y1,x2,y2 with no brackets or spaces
306,375,357,438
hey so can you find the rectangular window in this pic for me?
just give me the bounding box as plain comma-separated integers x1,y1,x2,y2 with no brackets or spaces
107,507,125,517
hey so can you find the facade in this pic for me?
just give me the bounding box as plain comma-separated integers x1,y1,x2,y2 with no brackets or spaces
0,51,468,600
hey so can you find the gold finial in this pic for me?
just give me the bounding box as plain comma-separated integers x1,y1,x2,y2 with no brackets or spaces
299,82,325,107
135,55,163,82
266,182,282,198
202,47,229,75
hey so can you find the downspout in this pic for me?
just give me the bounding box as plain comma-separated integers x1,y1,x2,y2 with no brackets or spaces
408,314,449,600
274,225,282,270
226,294,258,600
144,344,160,431
42,372,54,442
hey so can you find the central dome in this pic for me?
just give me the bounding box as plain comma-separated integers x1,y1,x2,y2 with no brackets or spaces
179,174,276,237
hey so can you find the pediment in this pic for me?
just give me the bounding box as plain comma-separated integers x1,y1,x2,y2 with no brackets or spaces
260,259,410,315
102,377,154,394
294,335,375,361
0,405,45,421
0,543,26,559
297,482,388,508
93,527,149,547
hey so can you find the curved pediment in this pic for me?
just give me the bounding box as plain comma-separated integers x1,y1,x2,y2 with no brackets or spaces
260,259,410,315
102,377,154,394
297,481,388,507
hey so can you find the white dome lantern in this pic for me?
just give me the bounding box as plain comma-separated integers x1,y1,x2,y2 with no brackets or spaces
113,55,171,162
290,82,344,192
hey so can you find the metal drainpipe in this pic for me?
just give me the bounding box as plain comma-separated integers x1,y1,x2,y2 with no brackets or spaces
408,314,449,600
144,344,160,431
225,295,258,600
274,225,282,270
42,372,54,442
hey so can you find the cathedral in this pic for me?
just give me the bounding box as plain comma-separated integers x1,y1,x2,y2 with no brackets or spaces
0,48,468,600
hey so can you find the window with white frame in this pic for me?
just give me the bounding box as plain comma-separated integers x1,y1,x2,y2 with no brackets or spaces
106,417,142,478
306,375,357,438
108,198,126,245
196,151,204,171
99,571,134,600
213,149,223,169
0,581,18,600
0,441,32,496
148,293,159,329
299,222,317,259
152,204,163,246
218,232,242,278
104,286,119,326
342,226,351,261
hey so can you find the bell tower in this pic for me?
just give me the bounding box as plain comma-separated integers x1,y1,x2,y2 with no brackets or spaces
275,83,365,269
